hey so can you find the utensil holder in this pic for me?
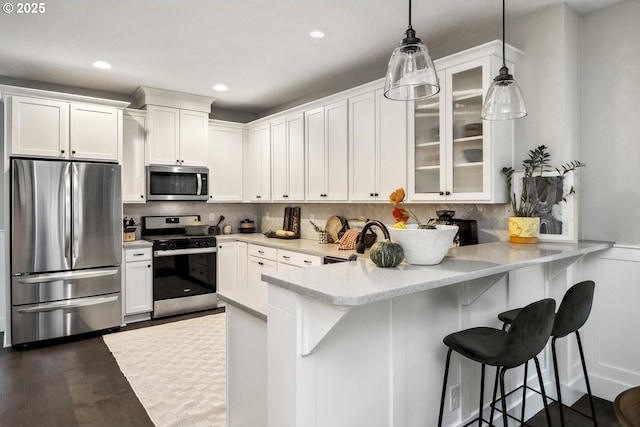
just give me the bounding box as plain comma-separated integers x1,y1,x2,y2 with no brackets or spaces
318,231,330,244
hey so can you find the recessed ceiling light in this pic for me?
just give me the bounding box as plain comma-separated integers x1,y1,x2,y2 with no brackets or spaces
309,30,325,38
213,84,228,92
92,60,111,70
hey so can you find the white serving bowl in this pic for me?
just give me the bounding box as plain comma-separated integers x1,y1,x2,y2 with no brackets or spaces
388,224,459,265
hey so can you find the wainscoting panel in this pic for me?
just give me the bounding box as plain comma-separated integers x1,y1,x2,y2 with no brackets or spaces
583,246,640,401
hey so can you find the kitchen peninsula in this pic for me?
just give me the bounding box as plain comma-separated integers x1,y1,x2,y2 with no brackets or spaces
219,238,612,427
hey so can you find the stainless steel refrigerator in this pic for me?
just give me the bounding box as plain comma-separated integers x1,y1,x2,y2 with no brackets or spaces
10,158,122,345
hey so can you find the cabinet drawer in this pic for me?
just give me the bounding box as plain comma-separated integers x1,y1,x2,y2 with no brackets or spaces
125,247,152,262
248,244,277,260
277,249,322,268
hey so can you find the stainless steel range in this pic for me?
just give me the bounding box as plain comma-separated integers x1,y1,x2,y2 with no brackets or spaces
142,215,217,318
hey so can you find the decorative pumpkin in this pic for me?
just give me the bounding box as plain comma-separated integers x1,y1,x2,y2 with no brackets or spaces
369,240,404,268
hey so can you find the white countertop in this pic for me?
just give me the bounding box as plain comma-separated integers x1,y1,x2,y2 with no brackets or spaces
218,286,268,321
123,240,153,249
262,240,613,307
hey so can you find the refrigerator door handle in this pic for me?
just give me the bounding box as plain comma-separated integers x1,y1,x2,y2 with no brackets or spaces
16,295,119,313
71,162,80,266
63,162,73,268
14,268,119,284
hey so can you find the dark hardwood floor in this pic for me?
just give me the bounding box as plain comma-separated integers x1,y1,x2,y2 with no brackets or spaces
0,308,223,427
526,393,620,426
0,306,620,426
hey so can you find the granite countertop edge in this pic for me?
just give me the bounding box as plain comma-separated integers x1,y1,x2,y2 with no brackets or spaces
261,240,614,307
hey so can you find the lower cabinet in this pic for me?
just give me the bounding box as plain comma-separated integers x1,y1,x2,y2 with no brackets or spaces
217,241,248,292
277,249,322,270
123,245,153,322
247,244,277,290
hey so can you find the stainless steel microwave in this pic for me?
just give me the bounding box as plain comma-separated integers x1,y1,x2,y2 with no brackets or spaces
146,165,209,201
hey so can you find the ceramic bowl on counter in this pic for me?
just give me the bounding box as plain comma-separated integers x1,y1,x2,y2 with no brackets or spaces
388,224,458,265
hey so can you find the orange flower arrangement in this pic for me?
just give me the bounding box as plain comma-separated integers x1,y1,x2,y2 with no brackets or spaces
389,188,434,228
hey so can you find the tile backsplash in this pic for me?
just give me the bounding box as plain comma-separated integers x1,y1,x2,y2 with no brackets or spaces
123,201,510,242
258,203,510,243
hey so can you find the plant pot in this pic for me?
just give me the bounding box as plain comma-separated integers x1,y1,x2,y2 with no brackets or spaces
508,216,540,244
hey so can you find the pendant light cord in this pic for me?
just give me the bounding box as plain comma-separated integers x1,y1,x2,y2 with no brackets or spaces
501,0,506,66
408,0,412,29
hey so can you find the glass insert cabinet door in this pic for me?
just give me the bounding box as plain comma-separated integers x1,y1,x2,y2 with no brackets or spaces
448,64,484,196
410,56,495,202
413,76,444,196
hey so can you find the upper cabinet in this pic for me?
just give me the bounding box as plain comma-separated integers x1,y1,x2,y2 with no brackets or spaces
408,41,520,203
271,113,305,202
4,88,128,162
208,121,245,202
122,109,147,203
305,100,348,201
244,122,271,202
146,106,208,166
349,87,407,202
134,87,213,167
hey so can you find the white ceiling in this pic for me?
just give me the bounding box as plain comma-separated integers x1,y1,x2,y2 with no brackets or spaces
0,0,621,117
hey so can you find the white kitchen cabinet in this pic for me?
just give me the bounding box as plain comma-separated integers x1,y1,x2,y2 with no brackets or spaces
217,240,248,292
123,246,153,321
277,249,322,270
305,100,348,201
7,94,123,162
226,304,267,427
208,122,245,202
271,113,305,201
69,103,121,161
146,105,208,167
244,123,271,202
122,109,147,203
349,88,407,201
408,41,518,203
247,244,277,290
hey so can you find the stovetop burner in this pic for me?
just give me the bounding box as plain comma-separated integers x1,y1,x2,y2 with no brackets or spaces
141,215,217,250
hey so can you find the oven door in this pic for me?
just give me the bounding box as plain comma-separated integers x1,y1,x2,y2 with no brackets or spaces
152,247,217,317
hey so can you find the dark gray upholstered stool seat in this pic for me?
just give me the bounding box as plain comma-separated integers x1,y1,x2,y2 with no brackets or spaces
438,298,556,427
614,386,640,427
497,280,597,426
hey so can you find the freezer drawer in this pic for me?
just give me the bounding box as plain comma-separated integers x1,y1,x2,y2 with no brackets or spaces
11,292,122,345
11,267,121,306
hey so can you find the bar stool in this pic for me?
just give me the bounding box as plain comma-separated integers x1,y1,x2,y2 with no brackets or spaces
437,298,556,427
614,385,640,427
497,280,597,426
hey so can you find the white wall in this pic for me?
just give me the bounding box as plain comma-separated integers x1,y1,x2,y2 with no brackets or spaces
581,0,640,244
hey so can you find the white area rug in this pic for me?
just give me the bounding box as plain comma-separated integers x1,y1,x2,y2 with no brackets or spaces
103,314,226,427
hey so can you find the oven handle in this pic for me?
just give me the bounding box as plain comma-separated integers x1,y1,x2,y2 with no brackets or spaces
154,247,217,257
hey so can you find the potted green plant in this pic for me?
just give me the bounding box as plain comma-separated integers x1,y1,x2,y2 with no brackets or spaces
502,145,583,243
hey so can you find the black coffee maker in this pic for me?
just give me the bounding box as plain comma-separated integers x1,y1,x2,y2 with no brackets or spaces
431,210,478,246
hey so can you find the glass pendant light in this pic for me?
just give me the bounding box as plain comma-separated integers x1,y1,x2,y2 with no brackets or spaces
481,0,527,120
384,0,439,101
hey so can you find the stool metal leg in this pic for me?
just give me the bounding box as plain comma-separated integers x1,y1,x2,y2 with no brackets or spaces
534,355,552,427
520,361,528,424
499,368,509,427
552,336,566,427
438,348,453,427
576,331,598,426
489,366,500,425
479,364,486,427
